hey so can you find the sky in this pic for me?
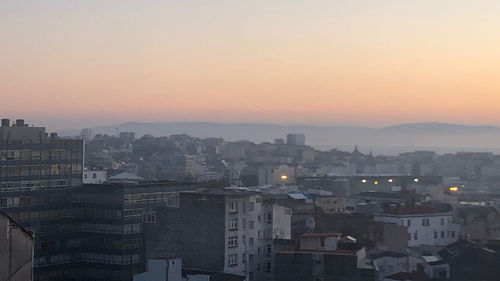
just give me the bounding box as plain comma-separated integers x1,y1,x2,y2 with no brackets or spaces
1,0,500,130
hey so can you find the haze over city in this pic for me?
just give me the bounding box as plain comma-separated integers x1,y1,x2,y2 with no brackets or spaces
2,0,500,129
4,2,500,281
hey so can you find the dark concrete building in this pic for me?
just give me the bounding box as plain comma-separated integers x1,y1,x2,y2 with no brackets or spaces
0,118,83,190
273,233,375,281
179,189,292,281
439,239,500,281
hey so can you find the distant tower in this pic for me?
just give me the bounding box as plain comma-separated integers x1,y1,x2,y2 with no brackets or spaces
286,133,306,146
353,145,360,154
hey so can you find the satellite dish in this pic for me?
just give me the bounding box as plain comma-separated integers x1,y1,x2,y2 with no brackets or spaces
305,217,316,231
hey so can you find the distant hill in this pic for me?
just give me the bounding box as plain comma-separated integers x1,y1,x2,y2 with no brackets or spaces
58,122,500,155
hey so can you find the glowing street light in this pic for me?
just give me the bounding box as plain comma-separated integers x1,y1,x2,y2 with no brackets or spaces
374,181,379,185
388,179,393,183
281,175,288,181
362,179,367,183
413,178,419,183
449,186,459,192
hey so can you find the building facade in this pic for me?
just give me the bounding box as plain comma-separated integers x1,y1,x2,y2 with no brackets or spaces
273,233,375,281
180,189,292,281
374,206,460,247
0,119,84,191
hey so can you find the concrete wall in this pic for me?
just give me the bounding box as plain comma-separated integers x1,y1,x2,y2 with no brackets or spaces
0,212,34,281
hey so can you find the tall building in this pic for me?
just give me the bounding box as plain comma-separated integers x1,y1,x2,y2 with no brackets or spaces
286,134,305,146
0,118,84,190
179,189,292,281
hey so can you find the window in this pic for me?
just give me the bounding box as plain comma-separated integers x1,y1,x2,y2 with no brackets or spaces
422,219,430,226
249,237,254,247
441,231,445,238
248,202,255,211
92,173,97,179
414,232,418,240
267,213,272,224
229,201,238,213
249,220,254,230
434,231,438,239
242,254,246,264
408,233,411,241
440,218,444,225
228,219,238,230
228,254,238,266
228,236,238,247
407,219,411,227
452,231,455,238
267,262,272,273
267,244,272,254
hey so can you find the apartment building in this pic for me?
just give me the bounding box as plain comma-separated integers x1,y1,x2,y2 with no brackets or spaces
180,189,292,281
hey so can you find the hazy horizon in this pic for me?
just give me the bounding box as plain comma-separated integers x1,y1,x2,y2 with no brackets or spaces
3,0,500,129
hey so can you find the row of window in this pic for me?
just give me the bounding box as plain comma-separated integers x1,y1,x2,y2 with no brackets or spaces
228,201,257,213
228,215,272,231
0,179,79,190
405,217,451,227
0,148,82,161
227,254,272,273
35,253,140,266
408,230,456,241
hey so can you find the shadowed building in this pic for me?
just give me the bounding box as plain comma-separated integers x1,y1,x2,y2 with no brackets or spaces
0,210,35,281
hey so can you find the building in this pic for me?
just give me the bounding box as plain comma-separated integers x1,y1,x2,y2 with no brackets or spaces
374,205,460,247
314,196,355,214
0,118,84,190
315,213,408,251
83,170,107,184
0,119,84,280
439,239,500,280
286,134,305,146
273,233,375,281
179,189,292,281
0,210,34,281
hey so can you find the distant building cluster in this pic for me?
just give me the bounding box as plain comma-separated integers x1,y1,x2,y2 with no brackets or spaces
3,119,500,281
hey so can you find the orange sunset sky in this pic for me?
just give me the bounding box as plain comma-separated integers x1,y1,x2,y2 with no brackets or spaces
1,0,500,129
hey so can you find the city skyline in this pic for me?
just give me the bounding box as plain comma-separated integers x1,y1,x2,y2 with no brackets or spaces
2,0,500,129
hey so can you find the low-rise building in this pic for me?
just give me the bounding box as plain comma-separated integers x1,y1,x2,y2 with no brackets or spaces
273,233,375,281
374,205,460,247
83,170,107,184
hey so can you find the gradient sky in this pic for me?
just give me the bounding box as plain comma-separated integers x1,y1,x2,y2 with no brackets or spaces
2,0,500,130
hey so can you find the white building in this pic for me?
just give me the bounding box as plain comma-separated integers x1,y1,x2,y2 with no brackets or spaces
83,170,107,184
374,206,460,247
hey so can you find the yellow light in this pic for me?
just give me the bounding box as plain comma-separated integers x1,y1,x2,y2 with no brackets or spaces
449,186,459,192
388,179,393,183
374,181,379,185
413,178,419,183
362,179,367,183
281,175,288,181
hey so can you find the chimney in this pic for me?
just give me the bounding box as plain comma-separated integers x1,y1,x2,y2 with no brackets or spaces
16,119,24,127
1,119,10,127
